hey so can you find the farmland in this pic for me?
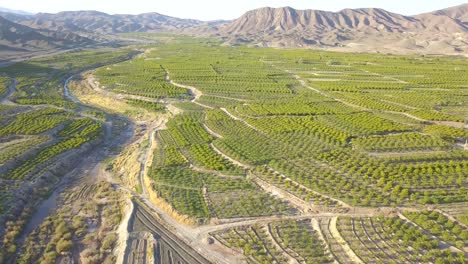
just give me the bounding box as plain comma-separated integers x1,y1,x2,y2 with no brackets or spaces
0,48,137,262
0,35,467,263
111,36,466,263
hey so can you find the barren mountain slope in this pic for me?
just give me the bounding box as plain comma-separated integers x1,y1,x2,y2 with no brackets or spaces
0,15,53,51
221,7,425,34
13,11,204,33
1,4,467,55
0,15,95,63
213,5,468,55
430,3,468,23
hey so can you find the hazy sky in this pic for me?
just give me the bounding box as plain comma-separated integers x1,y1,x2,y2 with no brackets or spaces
2,0,466,20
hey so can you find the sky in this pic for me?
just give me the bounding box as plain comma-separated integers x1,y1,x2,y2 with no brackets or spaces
1,0,467,20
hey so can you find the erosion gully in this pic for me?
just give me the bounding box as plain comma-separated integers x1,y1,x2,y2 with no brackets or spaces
16,53,140,250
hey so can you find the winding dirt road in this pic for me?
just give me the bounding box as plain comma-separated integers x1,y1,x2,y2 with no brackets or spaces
163,68,214,110
0,78,17,105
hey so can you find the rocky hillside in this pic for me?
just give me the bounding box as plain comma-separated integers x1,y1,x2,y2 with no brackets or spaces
7,11,204,33
222,7,420,34
0,15,93,52
429,3,468,23
1,4,467,55
214,4,468,55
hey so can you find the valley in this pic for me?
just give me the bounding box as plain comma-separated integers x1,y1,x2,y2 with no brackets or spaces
1,4,468,58
0,33,466,263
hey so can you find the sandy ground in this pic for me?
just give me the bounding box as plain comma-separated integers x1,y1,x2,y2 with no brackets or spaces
115,198,133,264
311,218,340,264
329,217,364,264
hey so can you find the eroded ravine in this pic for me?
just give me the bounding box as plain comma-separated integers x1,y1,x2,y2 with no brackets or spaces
17,72,136,248
13,52,142,257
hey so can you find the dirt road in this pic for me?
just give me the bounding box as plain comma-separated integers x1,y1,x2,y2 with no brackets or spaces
163,68,214,110
1,78,17,103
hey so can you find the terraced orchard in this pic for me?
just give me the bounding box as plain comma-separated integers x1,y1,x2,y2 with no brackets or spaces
210,215,467,264
336,216,465,263
90,37,466,263
1,35,467,264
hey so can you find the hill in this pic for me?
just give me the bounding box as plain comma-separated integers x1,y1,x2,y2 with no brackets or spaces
429,3,468,23
212,5,468,54
0,16,93,51
0,15,96,64
0,4,467,55
8,10,204,34
0,7,33,16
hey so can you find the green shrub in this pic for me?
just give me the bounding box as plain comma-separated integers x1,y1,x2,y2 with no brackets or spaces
56,239,73,253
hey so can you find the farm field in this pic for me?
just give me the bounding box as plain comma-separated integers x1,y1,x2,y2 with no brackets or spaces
0,48,138,262
0,35,467,263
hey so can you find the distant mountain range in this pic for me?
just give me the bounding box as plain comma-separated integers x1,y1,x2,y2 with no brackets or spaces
3,10,206,33
0,4,467,56
214,4,468,54
0,15,94,53
0,7,34,16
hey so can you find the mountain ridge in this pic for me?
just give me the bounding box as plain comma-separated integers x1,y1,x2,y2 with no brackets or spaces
0,7,34,16
5,10,206,34
0,4,467,55
211,4,467,54
0,15,94,54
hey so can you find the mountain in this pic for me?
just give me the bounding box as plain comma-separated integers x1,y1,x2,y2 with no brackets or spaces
430,3,468,24
10,11,204,34
212,5,468,55
0,15,93,52
221,7,417,35
0,16,50,52
1,4,467,56
0,7,34,16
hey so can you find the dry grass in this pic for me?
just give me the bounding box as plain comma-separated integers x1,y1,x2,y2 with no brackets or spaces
112,140,142,191
19,182,125,264
69,76,159,122
143,174,196,226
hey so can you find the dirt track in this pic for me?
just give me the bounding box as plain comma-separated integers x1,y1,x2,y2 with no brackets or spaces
0,78,17,105
163,67,214,109
125,200,211,264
